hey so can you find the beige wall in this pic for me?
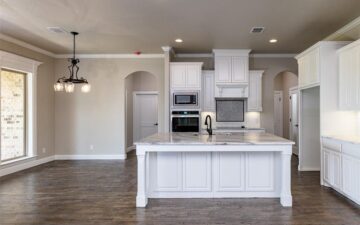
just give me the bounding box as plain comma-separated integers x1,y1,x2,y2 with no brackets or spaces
125,71,158,149
0,39,55,163
273,71,298,138
54,58,164,157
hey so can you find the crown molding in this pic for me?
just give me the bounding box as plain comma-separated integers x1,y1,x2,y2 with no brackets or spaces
0,33,56,58
324,15,360,41
161,46,172,52
175,53,296,58
54,54,164,59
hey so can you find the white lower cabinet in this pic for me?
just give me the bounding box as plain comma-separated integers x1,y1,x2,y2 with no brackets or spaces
183,152,211,191
150,152,278,197
214,152,245,192
322,137,360,205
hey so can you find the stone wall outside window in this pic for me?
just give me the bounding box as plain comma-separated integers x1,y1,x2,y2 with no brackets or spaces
0,69,26,161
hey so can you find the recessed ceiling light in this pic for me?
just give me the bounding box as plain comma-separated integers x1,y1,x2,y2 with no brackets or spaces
269,39,278,43
175,38,183,43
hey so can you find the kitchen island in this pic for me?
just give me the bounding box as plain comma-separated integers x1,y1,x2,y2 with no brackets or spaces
135,132,294,207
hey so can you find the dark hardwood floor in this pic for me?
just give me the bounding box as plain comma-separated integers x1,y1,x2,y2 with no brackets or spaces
0,152,359,225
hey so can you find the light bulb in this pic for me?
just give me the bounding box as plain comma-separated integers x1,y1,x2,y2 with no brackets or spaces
54,82,64,92
64,83,75,93
81,83,91,93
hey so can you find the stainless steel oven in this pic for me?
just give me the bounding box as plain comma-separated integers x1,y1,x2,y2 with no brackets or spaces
171,110,200,132
172,91,199,108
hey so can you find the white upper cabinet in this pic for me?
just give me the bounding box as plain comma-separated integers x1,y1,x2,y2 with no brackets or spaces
232,56,249,83
296,47,320,89
215,56,232,83
202,70,215,112
338,40,360,110
213,49,250,84
170,62,203,90
247,70,263,112
213,49,251,98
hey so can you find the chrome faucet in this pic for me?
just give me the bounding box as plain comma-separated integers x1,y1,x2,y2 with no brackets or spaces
204,115,213,135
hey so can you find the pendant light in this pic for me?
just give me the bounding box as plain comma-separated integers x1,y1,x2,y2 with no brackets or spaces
54,31,90,93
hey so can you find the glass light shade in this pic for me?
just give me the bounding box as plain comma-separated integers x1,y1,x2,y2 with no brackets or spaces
81,83,91,93
54,82,64,92
64,83,75,93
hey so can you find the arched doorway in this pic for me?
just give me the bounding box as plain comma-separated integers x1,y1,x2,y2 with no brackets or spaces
273,71,298,143
124,71,158,155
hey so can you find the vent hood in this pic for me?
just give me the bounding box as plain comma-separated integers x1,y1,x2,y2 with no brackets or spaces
215,83,249,98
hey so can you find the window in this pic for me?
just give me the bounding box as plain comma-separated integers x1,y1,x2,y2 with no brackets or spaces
0,69,27,162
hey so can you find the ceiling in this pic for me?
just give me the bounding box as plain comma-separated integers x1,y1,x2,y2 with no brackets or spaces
1,0,360,54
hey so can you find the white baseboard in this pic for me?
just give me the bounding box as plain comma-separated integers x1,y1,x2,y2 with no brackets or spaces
55,154,127,160
127,145,136,153
0,156,55,177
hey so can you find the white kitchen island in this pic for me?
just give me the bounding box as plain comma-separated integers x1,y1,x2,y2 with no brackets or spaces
135,132,294,207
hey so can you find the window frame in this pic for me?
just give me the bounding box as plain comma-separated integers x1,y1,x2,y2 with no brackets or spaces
0,50,41,165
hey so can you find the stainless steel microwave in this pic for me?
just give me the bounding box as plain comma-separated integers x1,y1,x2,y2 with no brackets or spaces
172,91,199,108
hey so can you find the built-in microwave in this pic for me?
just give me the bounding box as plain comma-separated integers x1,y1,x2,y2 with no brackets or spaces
171,110,200,132
172,91,199,108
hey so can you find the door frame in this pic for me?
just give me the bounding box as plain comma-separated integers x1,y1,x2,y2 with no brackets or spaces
274,90,283,136
133,91,159,149
289,86,299,155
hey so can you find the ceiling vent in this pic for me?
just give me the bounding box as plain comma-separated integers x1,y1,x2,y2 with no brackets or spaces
47,27,68,34
250,27,265,33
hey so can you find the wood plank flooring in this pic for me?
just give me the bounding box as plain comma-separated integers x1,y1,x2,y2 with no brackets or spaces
0,152,359,225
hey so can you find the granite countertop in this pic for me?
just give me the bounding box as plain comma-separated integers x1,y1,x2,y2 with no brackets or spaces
323,135,360,145
135,132,294,145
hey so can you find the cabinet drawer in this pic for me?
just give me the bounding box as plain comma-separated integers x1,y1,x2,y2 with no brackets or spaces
322,138,342,152
342,143,360,159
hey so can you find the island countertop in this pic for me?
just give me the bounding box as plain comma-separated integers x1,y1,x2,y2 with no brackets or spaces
135,132,294,146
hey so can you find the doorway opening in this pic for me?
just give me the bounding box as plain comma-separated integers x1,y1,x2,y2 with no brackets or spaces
273,71,298,139
125,71,158,154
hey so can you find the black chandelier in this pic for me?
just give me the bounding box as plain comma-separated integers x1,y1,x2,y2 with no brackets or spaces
54,31,90,93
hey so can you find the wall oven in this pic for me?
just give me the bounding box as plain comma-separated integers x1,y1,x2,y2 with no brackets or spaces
171,110,200,132
172,91,199,108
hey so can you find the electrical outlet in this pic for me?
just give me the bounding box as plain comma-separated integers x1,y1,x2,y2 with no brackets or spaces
90,145,94,150
42,148,46,153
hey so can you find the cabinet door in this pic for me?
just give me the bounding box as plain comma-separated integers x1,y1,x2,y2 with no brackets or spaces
339,47,360,110
214,152,245,191
248,71,262,111
332,151,342,190
323,149,332,184
186,64,201,89
155,152,182,191
231,56,248,83
245,152,274,191
298,57,307,88
202,71,215,111
183,152,211,191
215,56,232,83
170,64,186,89
307,49,320,85
342,154,356,197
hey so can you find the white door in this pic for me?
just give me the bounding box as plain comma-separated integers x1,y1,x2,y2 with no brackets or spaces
170,64,186,89
274,91,283,137
133,92,158,143
186,65,201,89
289,87,299,155
231,56,248,83
215,56,232,83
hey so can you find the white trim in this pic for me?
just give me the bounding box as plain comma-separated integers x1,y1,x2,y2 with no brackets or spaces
0,156,55,177
176,53,213,58
55,154,127,160
54,54,164,59
175,53,297,58
298,167,320,172
213,49,252,56
324,16,360,41
250,54,297,58
295,41,350,59
0,33,56,58
127,146,136,153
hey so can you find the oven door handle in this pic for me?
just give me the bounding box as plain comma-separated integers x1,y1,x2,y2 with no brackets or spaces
171,115,200,118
